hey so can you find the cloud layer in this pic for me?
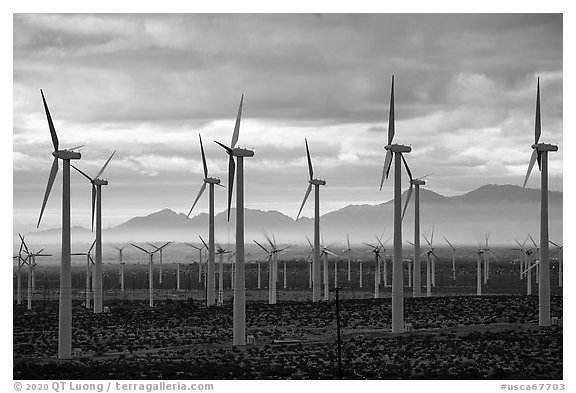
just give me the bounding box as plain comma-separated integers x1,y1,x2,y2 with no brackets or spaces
13,13,563,231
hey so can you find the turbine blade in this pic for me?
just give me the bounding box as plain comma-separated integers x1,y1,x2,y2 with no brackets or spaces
37,157,59,228
406,240,414,247
347,234,350,250
40,89,59,151
296,184,313,220
88,239,96,253
326,250,338,257
400,153,412,181
444,237,454,250
523,149,538,188
71,164,93,182
264,232,275,249
528,233,538,249
158,241,172,251
227,155,235,221
401,184,413,221
387,75,395,145
131,243,150,254
535,78,541,145
423,234,431,248
380,150,392,190
305,138,314,180
214,140,233,154
431,226,435,246
549,240,560,248
91,184,96,232
305,235,313,249
231,94,243,149
198,235,209,249
187,182,207,218
254,240,269,253
95,150,116,179
199,134,208,179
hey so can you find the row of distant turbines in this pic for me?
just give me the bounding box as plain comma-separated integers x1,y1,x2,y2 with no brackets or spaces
14,229,562,313
32,76,557,357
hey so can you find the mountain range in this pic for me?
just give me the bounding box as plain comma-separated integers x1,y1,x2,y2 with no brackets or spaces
18,184,563,247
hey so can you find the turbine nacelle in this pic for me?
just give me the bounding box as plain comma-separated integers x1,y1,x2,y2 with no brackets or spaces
93,179,108,186
532,143,558,152
309,179,326,186
411,179,425,186
232,147,254,157
385,143,412,154
53,150,81,160
205,177,221,185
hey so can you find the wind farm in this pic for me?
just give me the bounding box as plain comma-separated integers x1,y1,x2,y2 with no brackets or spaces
13,14,562,381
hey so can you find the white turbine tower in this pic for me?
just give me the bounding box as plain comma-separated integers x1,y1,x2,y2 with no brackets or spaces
72,151,115,314
422,229,438,297
37,90,82,359
444,237,457,283
341,234,354,282
187,134,223,307
320,242,338,300
379,75,412,333
400,158,430,298
114,245,127,293
71,240,96,309
522,78,558,327
297,139,326,303
214,243,232,306
131,242,171,307
215,94,253,346
475,248,484,296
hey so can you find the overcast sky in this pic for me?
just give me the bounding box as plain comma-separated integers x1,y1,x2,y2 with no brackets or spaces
13,13,563,232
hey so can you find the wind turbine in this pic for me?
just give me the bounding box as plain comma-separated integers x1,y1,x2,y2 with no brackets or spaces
400,158,430,298
341,234,353,282
185,241,205,284
305,235,314,289
527,234,540,285
474,248,484,295
113,245,127,292
36,89,82,359
444,237,457,283
71,240,96,309
254,240,273,301
522,78,558,327
215,243,232,306
379,75,412,333
422,229,438,297
320,242,338,301
481,233,498,284
214,94,253,345
549,240,562,287
511,238,530,280
363,240,385,299
131,242,171,307
14,235,29,305
147,242,172,287
72,150,115,314
297,139,326,303
187,134,223,307
376,236,392,287
23,248,52,310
